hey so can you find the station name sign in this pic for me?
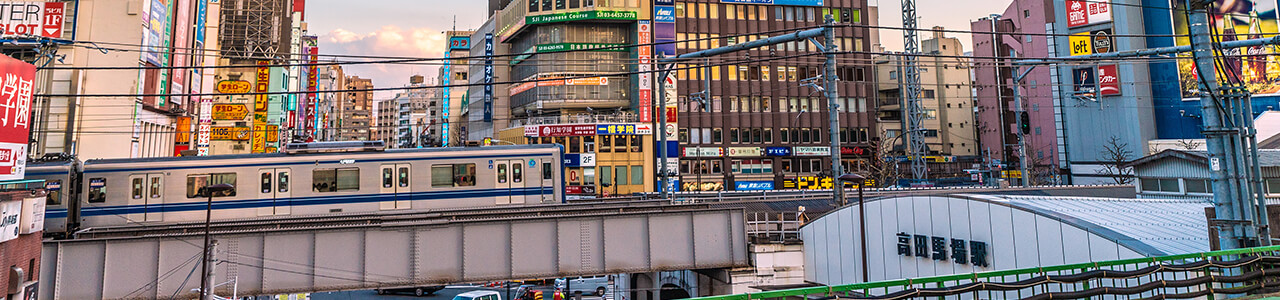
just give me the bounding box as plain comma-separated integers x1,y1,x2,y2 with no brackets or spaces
896,232,990,267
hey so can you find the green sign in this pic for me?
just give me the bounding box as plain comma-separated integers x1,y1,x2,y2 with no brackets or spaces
535,43,628,52
512,43,629,65
526,10,638,25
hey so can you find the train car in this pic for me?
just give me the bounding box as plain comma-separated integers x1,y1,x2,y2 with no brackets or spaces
26,155,81,236
62,142,563,230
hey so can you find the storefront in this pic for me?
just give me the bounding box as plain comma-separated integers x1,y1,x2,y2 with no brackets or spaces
518,123,654,198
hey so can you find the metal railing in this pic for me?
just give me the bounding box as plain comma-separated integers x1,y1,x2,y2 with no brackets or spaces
688,245,1280,300
746,212,804,243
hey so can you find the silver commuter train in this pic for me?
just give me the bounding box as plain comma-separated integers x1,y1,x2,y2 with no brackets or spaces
28,142,564,235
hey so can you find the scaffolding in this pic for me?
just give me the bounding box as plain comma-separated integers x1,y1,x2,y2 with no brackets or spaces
218,0,290,60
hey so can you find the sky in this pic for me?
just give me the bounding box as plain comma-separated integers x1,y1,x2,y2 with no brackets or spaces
306,0,1010,91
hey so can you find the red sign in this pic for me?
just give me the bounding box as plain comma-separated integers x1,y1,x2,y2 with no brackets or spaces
0,55,34,180
41,2,63,37
1066,0,1088,27
1066,0,1111,28
566,185,597,195
665,107,678,123
840,147,868,156
535,124,597,137
1098,65,1120,96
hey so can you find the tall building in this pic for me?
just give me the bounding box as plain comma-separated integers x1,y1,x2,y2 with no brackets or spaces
375,97,398,146
314,64,346,141
389,75,434,147
339,76,373,141
970,2,1063,184
873,28,977,171
672,0,875,191
29,0,211,159
467,19,511,142
218,0,295,59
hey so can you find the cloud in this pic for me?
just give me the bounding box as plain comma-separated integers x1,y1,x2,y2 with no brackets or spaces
320,26,449,97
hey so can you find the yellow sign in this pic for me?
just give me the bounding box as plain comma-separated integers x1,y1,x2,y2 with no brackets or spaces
1069,32,1092,56
266,125,279,142
211,104,249,120
216,80,252,94
252,124,267,153
211,127,250,140
1002,170,1023,179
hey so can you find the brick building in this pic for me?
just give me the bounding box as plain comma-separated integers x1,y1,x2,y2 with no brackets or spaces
0,182,46,300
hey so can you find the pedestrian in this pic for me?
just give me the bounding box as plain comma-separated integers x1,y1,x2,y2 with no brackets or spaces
554,288,565,300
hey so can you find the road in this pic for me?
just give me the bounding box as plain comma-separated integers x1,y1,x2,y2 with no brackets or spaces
309,285,604,300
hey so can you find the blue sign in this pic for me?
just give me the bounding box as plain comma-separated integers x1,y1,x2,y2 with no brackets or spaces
596,124,636,135
719,0,823,6
483,33,494,122
659,178,680,193
735,181,775,191
564,154,582,167
654,6,676,22
449,36,472,50
654,0,675,5
765,147,792,156
665,141,680,158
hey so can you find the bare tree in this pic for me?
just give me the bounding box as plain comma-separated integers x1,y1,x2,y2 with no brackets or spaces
1097,136,1135,185
864,132,903,188
1175,139,1203,150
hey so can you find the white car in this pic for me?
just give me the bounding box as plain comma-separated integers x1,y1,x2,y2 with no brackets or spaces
554,276,613,296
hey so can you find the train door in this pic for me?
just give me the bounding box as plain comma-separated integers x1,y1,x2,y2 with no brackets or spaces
379,164,411,210
539,159,555,203
257,168,292,216
495,161,511,205
510,159,528,205
127,173,164,222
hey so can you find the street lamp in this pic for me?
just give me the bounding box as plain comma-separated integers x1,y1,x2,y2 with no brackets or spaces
837,173,868,283
198,183,235,300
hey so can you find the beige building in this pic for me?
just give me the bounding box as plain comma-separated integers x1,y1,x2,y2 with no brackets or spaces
339,76,373,141
874,27,977,158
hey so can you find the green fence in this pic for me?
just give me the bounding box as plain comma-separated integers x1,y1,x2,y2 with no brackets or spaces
692,245,1280,300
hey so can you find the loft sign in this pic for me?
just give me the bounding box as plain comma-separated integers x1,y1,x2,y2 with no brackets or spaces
896,232,990,267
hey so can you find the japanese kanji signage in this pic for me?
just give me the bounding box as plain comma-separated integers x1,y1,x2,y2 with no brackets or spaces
1065,0,1111,28
0,1,64,38
0,55,33,180
211,104,248,120
896,232,990,267
253,60,269,153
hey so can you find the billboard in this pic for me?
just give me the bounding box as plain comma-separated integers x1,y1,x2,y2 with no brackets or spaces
483,33,494,122
638,21,653,123
0,55,33,181
1066,0,1112,28
0,1,64,38
1173,0,1280,97
449,36,471,50
1098,65,1121,96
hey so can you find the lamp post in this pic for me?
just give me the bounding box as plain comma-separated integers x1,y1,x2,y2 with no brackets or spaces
198,183,235,300
838,173,868,283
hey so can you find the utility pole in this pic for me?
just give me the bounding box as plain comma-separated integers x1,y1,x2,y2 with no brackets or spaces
200,240,218,300
823,15,845,204
900,0,929,182
657,54,671,200
1011,59,1032,187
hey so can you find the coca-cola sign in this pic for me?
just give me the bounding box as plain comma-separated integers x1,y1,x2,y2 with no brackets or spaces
1098,65,1121,96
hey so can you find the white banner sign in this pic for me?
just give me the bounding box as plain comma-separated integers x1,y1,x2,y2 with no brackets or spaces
0,200,21,243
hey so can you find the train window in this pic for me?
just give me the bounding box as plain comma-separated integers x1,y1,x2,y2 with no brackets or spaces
397,167,409,188
261,173,272,193
513,163,523,183
431,164,477,187
88,178,106,203
45,180,61,206
543,162,553,180
382,168,393,188
313,168,360,192
454,164,477,186
186,173,238,198
131,178,143,199
497,164,508,184
149,177,161,198
278,171,289,193
431,166,453,187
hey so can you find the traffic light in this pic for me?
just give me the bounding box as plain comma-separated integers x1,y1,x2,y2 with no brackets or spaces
1019,112,1031,135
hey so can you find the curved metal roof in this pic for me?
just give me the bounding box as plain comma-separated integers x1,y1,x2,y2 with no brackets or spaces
956,194,1210,256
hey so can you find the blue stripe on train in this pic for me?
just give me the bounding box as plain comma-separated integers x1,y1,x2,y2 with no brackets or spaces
84,153,553,174
45,186,555,218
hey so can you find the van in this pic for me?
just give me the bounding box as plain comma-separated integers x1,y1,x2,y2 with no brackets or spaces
554,275,613,296
454,290,503,300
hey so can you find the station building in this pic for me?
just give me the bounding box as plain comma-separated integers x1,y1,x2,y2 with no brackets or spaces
800,194,1210,284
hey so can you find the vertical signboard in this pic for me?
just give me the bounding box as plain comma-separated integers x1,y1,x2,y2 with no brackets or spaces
653,0,677,56
253,60,270,153
442,49,451,147
638,21,653,123
197,97,212,156
306,38,319,138
483,33,494,122
0,55,33,180
173,116,191,156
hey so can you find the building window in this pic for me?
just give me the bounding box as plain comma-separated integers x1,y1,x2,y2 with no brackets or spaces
713,128,723,143
731,128,739,143
632,166,644,185
764,128,773,143
1185,179,1212,194
1141,178,1180,193
313,168,359,192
